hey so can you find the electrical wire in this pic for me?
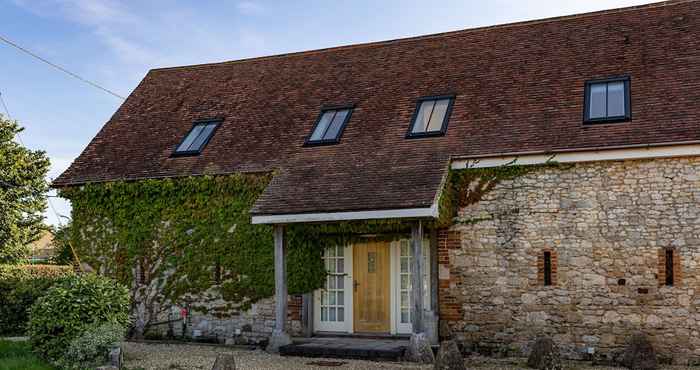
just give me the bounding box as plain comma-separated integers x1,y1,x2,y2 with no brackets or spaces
0,33,125,100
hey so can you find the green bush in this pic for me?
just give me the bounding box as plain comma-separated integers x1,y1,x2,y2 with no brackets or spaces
0,264,74,336
28,274,130,363
57,322,125,369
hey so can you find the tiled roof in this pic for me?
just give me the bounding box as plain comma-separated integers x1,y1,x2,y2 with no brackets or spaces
54,1,700,216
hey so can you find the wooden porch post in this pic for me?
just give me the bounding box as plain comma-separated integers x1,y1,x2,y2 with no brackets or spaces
267,224,292,352
411,220,424,333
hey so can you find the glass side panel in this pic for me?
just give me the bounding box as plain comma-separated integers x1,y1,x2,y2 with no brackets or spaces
320,246,345,323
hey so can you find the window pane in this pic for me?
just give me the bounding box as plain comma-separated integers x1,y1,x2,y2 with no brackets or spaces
400,242,409,256
321,307,328,321
337,259,344,274
401,309,409,324
330,291,336,305
400,258,409,273
412,100,435,133
427,99,449,132
329,276,336,289
176,125,205,152
322,292,328,305
337,308,344,322
607,81,625,117
188,123,217,151
337,276,344,290
310,111,335,140
338,291,344,306
329,259,336,273
401,292,409,307
323,109,349,140
588,83,607,119
329,308,336,321
401,274,409,290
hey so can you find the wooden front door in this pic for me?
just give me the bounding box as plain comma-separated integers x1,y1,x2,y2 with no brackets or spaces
353,241,391,333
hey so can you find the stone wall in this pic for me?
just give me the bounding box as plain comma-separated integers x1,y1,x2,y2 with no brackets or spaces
439,156,700,364
149,295,302,345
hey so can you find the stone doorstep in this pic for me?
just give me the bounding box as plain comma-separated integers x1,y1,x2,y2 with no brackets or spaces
279,337,409,361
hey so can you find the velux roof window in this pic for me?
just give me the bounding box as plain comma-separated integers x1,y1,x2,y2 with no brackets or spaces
407,95,455,138
305,106,353,146
584,76,631,124
173,119,220,156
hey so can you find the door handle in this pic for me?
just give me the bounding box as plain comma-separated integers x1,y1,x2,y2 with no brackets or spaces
353,280,359,292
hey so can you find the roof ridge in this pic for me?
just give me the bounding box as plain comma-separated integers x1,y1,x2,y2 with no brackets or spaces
150,0,692,73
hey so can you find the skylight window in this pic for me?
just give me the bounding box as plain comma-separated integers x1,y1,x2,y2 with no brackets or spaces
584,76,631,123
173,120,220,156
305,107,353,146
407,95,455,138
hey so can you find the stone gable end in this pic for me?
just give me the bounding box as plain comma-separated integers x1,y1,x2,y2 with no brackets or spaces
439,156,700,364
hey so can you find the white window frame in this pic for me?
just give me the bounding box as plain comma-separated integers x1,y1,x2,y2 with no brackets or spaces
314,244,353,333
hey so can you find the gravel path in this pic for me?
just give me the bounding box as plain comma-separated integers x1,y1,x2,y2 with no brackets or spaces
122,342,689,370
123,342,430,370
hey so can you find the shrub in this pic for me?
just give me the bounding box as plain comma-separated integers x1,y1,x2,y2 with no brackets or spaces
57,322,126,369
0,264,74,335
28,273,130,363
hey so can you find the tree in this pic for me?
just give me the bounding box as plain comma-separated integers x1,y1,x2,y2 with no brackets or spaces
0,115,50,263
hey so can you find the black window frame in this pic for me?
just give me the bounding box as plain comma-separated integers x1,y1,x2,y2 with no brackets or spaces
304,105,355,147
171,119,222,157
583,76,632,124
406,94,456,138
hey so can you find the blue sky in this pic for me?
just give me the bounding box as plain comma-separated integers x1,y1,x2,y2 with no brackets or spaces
0,0,655,226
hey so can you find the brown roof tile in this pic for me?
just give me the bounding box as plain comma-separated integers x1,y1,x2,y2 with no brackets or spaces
54,1,700,216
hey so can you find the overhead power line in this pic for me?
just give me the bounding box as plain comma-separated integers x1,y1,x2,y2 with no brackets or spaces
0,33,125,100
0,90,26,146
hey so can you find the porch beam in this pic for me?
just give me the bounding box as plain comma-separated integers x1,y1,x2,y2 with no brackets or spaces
411,220,424,333
267,224,292,352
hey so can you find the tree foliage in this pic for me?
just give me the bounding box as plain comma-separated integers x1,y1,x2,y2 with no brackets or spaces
0,115,50,263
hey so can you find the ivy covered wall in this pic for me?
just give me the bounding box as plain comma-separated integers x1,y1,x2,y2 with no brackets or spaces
59,173,329,337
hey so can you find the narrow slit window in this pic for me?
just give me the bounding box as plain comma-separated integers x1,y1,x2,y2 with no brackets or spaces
305,107,353,145
584,77,631,123
543,251,552,286
173,120,220,156
407,95,455,137
665,249,674,286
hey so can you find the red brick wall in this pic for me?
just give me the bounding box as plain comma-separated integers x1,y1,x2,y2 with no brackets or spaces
437,229,463,322
288,294,302,321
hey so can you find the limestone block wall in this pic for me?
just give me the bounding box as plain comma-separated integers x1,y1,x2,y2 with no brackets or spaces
439,156,700,364
150,296,302,345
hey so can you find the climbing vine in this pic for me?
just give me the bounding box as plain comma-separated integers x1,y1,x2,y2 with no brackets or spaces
59,173,423,337
58,159,564,337
437,160,566,227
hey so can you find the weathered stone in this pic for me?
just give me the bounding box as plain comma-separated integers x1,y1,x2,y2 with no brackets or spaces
620,333,656,370
109,346,123,369
434,340,465,370
407,332,435,363
526,337,562,370
266,330,292,353
212,353,236,370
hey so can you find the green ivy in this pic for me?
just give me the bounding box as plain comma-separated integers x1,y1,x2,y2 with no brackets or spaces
437,160,565,226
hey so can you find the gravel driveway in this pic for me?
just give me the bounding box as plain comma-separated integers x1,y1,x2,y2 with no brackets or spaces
122,342,687,370
123,342,431,370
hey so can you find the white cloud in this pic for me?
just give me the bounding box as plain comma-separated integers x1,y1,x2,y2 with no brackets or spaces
236,1,265,15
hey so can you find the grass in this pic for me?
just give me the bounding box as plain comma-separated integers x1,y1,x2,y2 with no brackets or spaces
0,340,54,370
